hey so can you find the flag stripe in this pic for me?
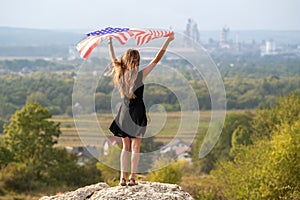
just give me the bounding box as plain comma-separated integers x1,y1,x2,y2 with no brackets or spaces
111,32,130,45
78,36,104,59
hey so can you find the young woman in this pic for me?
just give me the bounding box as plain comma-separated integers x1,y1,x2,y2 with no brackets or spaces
107,33,174,186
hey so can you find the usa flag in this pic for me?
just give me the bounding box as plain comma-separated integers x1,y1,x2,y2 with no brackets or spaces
76,27,173,59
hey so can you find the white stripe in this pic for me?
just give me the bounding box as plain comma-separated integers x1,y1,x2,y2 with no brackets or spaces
80,36,103,58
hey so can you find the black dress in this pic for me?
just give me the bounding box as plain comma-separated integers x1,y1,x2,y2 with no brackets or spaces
109,71,147,138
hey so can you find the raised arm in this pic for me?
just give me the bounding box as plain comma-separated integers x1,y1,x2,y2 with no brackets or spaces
142,33,174,81
108,37,117,62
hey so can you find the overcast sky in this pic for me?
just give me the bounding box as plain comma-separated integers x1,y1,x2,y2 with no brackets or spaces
0,0,299,31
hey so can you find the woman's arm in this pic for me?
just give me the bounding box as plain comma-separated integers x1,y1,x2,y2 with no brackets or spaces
142,33,174,81
108,37,117,62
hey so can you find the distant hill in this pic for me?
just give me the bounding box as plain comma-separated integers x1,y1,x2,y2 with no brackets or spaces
0,27,83,46
0,27,299,57
1,27,299,46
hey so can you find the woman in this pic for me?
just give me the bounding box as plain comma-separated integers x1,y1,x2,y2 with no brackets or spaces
107,33,174,186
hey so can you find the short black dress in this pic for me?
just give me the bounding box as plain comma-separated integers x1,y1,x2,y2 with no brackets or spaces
109,71,147,138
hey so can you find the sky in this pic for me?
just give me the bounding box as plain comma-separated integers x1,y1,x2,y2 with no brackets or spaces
0,0,300,31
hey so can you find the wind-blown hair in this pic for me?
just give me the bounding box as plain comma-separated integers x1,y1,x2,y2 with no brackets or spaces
110,49,140,99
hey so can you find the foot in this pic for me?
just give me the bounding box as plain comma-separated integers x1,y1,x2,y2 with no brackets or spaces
119,178,126,186
128,177,138,186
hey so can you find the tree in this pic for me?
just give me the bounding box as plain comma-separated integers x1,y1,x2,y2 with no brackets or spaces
1,102,102,192
3,102,61,165
0,145,13,167
26,91,50,107
1,102,61,190
212,120,300,200
230,124,252,156
191,112,253,174
0,117,5,133
252,92,300,140
211,93,300,199
260,121,300,199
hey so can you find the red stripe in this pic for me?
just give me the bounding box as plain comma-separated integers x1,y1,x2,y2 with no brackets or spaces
153,30,159,38
137,33,149,45
144,34,153,44
77,36,97,53
131,30,146,45
82,38,102,59
82,37,103,59
113,32,129,44
135,34,143,45
128,29,145,37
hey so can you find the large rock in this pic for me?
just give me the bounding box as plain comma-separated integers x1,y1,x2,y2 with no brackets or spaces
40,181,194,200
40,183,109,200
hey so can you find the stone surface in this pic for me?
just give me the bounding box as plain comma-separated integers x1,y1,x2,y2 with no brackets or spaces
40,182,110,200
40,181,194,200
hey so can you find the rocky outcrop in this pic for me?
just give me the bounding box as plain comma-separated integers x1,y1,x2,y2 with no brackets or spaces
39,182,109,200
40,181,194,200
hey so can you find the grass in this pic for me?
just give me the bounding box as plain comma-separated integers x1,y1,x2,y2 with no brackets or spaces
52,111,218,147
1,110,243,147
0,185,81,200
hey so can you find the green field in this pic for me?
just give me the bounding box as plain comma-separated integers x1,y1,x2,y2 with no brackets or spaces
1,110,245,148
50,110,235,147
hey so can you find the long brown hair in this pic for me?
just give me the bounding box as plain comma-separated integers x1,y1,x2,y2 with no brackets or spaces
112,49,140,99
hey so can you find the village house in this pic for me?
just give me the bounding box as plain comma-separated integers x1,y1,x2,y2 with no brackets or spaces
65,145,98,165
160,138,192,164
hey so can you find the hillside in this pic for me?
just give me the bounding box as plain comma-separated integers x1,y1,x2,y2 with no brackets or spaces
0,27,82,46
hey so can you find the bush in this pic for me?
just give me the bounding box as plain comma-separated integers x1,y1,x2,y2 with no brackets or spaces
0,117,5,133
147,160,189,184
96,146,121,184
180,176,225,200
211,93,300,199
2,163,40,192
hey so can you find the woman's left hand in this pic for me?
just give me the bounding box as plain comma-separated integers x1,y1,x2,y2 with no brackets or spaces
167,33,175,42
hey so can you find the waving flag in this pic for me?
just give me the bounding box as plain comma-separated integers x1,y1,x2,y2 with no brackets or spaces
76,27,173,59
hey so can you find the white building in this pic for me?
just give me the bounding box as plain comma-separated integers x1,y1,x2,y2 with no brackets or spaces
220,26,230,49
261,39,278,56
160,138,192,164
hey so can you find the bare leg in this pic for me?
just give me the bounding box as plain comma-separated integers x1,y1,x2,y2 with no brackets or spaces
120,137,131,184
129,136,142,184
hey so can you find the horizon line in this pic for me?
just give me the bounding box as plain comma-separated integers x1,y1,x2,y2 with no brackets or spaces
1,26,300,33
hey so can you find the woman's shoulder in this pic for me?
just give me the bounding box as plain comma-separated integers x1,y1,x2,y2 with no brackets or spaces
138,70,143,79
136,70,144,84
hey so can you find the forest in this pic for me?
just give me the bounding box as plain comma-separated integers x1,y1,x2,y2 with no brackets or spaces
0,53,299,121
0,52,299,199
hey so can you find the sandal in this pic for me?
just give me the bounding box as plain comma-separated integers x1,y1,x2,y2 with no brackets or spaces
128,178,138,186
119,178,127,186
